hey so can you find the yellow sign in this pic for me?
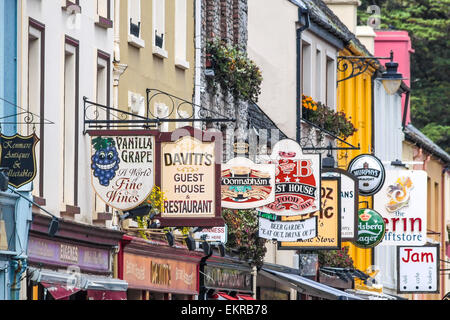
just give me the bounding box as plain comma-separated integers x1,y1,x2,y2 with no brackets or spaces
279,178,341,250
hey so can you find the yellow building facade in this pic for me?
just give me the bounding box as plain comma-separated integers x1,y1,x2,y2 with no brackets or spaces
117,0,195,131
336,46,377,273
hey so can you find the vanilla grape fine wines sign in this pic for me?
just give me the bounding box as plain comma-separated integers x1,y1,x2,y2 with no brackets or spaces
90,135,154,211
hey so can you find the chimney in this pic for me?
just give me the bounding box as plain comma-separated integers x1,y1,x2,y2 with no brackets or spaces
356,26,376,54
323,0,360,34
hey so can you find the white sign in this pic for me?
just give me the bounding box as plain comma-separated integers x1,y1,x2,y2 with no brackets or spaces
90,135,154,211
258,216,317,242
348,154,385,196
259,139,321,216
194,226,228,244
375,170,427,246
221,157,276,209
323,169,358,241
398,245,439,293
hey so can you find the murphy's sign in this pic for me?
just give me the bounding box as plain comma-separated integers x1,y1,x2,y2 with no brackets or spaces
348,154,385,196
89,132,155,211
0,133,40,188
221,157,276,209
259,139,321,216
159,127,223,227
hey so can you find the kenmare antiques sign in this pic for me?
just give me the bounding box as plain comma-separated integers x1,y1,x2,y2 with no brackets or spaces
0,133,40,188
259,139,321,216
89,133,155,211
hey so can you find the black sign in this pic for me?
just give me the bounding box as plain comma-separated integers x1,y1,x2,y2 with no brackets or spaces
0,133,39,188
203,265,252,292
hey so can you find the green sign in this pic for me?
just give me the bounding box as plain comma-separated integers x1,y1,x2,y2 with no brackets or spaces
354,209,386,248
258,211,278,222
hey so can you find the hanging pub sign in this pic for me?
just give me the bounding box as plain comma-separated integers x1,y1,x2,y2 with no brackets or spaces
89,131,155,211
194,225,228,244
397,244,439,294
259,139,321,216
354,209,386,249
258,214,317,242
374,170,427,246
278,177,341,250
0,133,40,188
348,154,385,196
322,168,359,241
221,157,276,209
159,127,223,227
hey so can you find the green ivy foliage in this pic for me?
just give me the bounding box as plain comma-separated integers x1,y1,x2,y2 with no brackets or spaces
206,40,263,102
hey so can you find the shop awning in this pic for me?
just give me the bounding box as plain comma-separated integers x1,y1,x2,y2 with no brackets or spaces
213,292,239,300
344,289,408,300
41,282,81,300
28,267,128,295
87,290,127,300
237,294,255,300
260,267,363,300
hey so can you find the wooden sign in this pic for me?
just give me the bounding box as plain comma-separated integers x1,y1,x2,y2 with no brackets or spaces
278,177,341,250
159,127,224,227
0,133,40,188
89,132,155,211
221,157,276,209
259,139,321,216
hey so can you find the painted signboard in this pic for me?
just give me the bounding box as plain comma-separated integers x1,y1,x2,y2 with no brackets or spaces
354,209,386,249
397,244,439,293
0,133,40,188
348,154,385,196
374,170,427,246
259,139,321,216
194,226,228,244
258,214,317,242
159,127,223,227
278,177,341,250
89,133,155,211
322,168,358,241
221,157,276,209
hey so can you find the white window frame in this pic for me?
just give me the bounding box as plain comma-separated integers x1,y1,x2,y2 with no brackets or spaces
301,37,312,97
175,0,189,69
152,0,168,59
128,0,145,48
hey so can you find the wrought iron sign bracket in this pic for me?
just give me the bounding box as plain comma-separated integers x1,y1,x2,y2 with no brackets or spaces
0,97,54,128
337,51,394,83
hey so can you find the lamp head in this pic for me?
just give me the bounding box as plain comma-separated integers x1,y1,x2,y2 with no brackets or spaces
381,60,406,95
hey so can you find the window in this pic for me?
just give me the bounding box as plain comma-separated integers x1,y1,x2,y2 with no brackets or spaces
301,41,312,96
153,0,168,58
326,56,335,108
315,49,322,101
128,0,144,48
95,0,113,28
28,18,45,199
175,0,189,69
63,36,79,208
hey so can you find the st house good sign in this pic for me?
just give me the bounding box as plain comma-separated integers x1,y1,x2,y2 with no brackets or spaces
90,133,155,211
259,139,321,216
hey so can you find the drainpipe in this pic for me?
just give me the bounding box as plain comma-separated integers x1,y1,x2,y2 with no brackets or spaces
296,7,310,143
441,167,447,298
198,248,213,300
194,0,202,129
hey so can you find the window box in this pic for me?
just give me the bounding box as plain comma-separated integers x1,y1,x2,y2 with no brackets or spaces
95,15,113,29
152,46,168,59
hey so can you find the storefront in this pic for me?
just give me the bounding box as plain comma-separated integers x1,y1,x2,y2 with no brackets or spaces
119,235,204,300
26,213,127,300
199,253,255,300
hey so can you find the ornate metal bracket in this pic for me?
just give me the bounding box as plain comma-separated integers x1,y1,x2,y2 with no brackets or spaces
0,97,54,129
337,51,393,83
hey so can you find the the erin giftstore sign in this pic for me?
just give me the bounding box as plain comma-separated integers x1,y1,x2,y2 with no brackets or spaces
90,133,155,211
0,133,40,188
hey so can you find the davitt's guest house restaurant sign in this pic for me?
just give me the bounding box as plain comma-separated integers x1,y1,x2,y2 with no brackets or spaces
160,128,223,226
89,133,155,211
221,157,276,209
0,133,40,188
259,139,321,216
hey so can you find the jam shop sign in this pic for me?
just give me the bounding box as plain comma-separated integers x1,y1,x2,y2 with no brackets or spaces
0,133,40,188
354,209,386,249
259,139,321,216
90,135,154,211
375,170,427,246
221,157,276,209
348,154,385,196
397,245,439,293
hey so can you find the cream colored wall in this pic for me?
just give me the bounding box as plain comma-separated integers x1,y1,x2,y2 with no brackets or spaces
323,0,360,34
119,0,195,131
247,0,298,139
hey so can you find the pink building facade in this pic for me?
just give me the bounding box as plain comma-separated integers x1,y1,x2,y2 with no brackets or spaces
374,30,414,125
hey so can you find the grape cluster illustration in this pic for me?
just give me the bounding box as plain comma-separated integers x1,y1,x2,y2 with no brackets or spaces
91,137,120,186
